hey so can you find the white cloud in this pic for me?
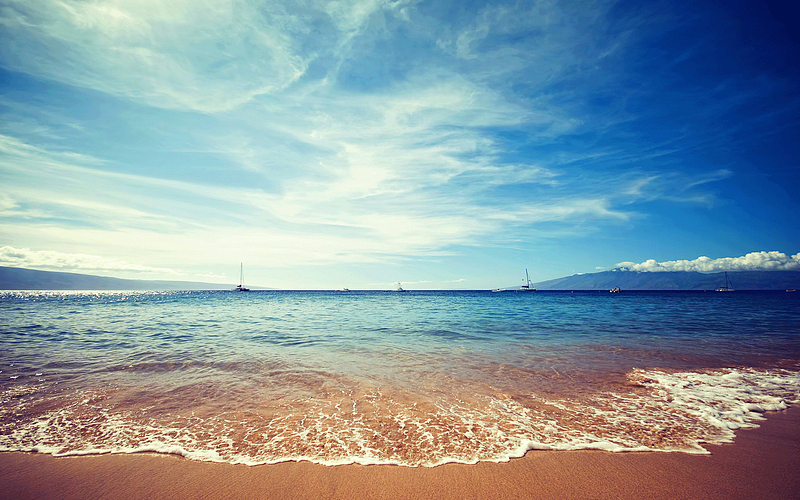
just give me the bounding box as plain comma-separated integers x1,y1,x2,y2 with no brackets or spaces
617,251,800,272
0,246,180,275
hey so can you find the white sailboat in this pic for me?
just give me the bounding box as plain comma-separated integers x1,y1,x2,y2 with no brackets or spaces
519,269,536,292
234,263,250,292
716,271,734,292
493,269,536,292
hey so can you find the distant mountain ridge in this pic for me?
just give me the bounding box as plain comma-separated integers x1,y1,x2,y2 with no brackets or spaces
2,266,799,291
0,266,230,290
532,270,800,291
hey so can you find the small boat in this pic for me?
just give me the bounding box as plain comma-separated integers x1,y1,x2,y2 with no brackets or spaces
609,287,620,293
234,263,250,292
518,269,536,292
716,272,734,292
394,282,407,292
493,269,536,292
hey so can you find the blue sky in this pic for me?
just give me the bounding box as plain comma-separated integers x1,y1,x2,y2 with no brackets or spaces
1,0,798,289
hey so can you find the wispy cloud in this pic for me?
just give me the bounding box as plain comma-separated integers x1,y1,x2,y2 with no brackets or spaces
0,92,645,268
0,0,316,112
617,169,733,206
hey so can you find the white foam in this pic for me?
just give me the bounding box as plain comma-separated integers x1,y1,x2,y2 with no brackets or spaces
1,368,798,467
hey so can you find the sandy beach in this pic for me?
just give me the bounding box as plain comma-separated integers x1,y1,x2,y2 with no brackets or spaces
1,406,797,500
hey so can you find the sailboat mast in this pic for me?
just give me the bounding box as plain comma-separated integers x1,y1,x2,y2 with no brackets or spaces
240,262,244,287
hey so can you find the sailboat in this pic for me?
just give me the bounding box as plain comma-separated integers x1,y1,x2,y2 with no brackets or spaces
234,263,250,292
716,271,734,292
518,269,536,292
492,269,536,292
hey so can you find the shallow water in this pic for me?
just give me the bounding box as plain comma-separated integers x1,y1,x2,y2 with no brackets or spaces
1,290,799,466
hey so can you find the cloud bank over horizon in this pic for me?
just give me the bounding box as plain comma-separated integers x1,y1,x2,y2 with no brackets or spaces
0,246,180,277
3,246,799,282
617,252,800,273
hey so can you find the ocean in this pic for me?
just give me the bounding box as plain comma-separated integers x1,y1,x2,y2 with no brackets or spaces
1,290,799,467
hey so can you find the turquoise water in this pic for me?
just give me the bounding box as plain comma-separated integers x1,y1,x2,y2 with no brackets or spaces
1,290,799,466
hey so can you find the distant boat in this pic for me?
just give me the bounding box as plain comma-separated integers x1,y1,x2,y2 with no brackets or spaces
234,263,250,292
394,282,407,292
716,272,734,292
519,269,536,292
493,269,536,292
609,287,620,293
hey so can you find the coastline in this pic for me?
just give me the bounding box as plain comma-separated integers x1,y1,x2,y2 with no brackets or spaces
1,406,797,500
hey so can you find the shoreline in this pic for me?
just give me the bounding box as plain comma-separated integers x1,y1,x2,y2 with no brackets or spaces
1,407,798,500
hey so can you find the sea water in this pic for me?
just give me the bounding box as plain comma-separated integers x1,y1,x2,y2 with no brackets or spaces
1,290,798,466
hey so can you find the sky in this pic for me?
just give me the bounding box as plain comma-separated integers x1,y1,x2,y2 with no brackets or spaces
1,0,799,290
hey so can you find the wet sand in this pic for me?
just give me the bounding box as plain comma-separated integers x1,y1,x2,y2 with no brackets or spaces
1,406,798,500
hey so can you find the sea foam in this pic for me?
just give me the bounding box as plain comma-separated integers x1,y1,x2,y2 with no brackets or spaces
1,367,797,467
